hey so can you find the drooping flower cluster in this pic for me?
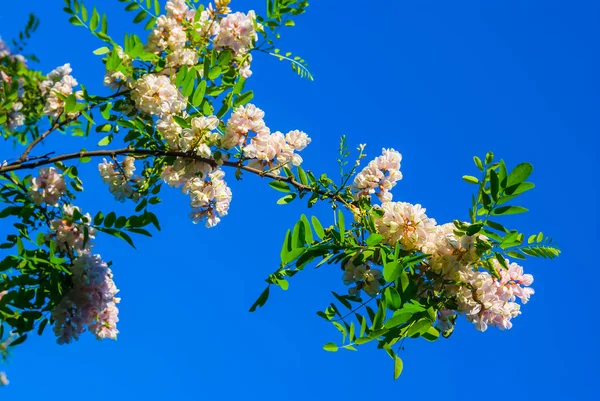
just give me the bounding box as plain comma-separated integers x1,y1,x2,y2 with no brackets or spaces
48,205,96,253
0,70,26,130
353,148,402,202
144,0,258,75
352,146,537,333
342,257,383,297
213,11,258,56
374,201,437,251
52,254,120,344
455,260,534,331
98,156,142,202
223,104,312,173
162,159,232,227
161,114,221,157
0,372,8,386
28,167,66,206
6,101,24,130
131,74,186,117
39,63,81,119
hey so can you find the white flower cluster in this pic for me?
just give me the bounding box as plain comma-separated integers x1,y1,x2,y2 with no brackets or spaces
370,199,535,332
213,11,258,56
223,104,311,174
29,167,66,206
342,257,383,297
52,254,120,344
162,160,232,227
48,205,96,253
98,156,142,202
353,148,402,202
456,261,534,331
0,372,7,386
7,101,24,130
159,114,220,157
144,0,258,73
131,74,186,117
39,63,81,119
374,201,437,251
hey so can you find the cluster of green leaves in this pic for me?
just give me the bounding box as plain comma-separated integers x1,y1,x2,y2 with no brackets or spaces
255,0,313,80
461,152,560,272
63,0,113,44
0,173,73,350
6,14,40,62
249,205,439,379
118,0,161,30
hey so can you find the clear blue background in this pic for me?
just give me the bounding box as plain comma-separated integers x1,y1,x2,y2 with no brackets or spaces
1,0,598,399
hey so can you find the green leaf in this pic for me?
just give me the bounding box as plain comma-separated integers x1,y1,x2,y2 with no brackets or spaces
269,181,291,193
311,216,325,240
93,46,109,55
505,182,535,196
366,233,383,246
323,342,339,352
97,135,112,146
300,214,314,244
233,91,254,107
383,261,402,283
277,194,296,204
104,212,116,227
192,80,207,107
506,163,533,187
394,356,404,380
384,312,412,329
297,166,308,185
490,170,500,201
337,210,345,243
249,286,270,312
492,206,529,216
462,175,479,184
133,11,147,24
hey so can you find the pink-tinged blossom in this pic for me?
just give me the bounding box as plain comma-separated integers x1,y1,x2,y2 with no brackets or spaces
455,259,534,332
52,254,120,344
353,148,402,202
39,63,82,119
48,205,96,253
148,15,188,53
422,222,483,280
0,372,8,386
166,48,198,67
179,115,220,155
374,201,437,251
162,160,232,227
213,11,258,56
342,258,383,297
98,157,143,202
222,103,269,149
29,167,66,206
7,101,24,130
131,74,186,117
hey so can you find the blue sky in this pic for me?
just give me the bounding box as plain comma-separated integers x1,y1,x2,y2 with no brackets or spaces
1,0,599,399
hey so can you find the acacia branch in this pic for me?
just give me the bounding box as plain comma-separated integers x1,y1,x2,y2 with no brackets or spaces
17,90,131,162
1,147,351,205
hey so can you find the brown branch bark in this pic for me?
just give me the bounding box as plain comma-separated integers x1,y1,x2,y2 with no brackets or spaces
1,148,352,206
17,90,131,162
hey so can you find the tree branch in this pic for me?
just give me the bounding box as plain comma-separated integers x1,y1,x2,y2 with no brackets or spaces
17,90,131,162
1,147,352,205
